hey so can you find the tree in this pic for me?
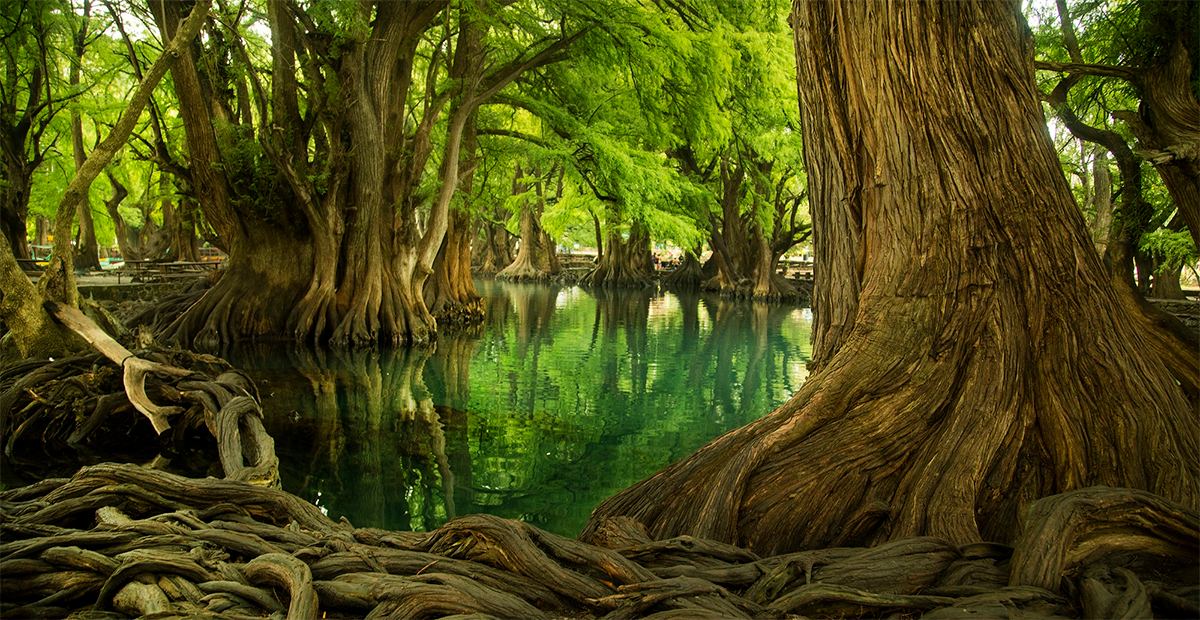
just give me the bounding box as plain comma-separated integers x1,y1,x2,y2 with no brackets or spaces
1031,0,1198,349
582,0,1198,555
150,0,583,349
0,0,210,358
496,165,563,282
67,0,103,272
1,2,67,261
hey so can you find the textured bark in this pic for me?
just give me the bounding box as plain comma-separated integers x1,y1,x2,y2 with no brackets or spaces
101,172,136,261
498,168,560,283
4,470,1194,619
426,207,483,324
68,1,101,273
662,249,705,290
0,234,80,357
581,222,655,289
1089,148,1113,256
162,227,311,348
581,0,1199,556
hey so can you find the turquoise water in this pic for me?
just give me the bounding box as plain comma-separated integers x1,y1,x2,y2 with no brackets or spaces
240,280,812,538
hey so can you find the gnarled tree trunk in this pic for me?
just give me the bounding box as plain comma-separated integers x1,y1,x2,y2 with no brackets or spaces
427,207,483,324
102,172,137,261
497,167,559,283
704,158,804,301
581,221,655,289
582,0,1198,556
661,247,705,290
425,100,483,325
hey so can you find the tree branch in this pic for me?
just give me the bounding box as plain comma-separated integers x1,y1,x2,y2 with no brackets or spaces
1035,61,1140,84
471,28,591,107
477,128,549,148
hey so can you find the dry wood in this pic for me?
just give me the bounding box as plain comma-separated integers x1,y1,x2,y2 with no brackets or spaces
14,305,280,487
767,582,955,616
45,301,189,434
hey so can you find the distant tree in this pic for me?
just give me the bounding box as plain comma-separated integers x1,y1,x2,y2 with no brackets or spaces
0,0,210,357
150,0,584,348
1,2,69,261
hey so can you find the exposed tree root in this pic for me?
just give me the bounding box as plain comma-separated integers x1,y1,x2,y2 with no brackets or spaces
2,309,278,487
661,253,705,290
0,472,1194,619
496,261,555,283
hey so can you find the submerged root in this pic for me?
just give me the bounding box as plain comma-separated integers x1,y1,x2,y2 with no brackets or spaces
0,472,1194,620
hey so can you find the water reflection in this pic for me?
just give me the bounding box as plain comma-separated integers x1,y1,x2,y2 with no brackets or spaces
239,281,811,537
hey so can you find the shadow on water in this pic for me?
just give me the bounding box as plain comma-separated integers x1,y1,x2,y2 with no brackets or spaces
214,280,814,537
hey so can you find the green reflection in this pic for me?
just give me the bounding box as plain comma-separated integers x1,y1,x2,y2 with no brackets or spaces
244,281,811,537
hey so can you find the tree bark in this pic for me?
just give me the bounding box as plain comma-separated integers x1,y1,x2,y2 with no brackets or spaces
102,172,137,261
581,0,1198,556
581,220,655,289
1089,148,1113,256
498,168,559,282
69,0,101,272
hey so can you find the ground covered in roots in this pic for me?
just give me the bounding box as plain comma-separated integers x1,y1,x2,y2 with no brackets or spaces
0,463,1196,619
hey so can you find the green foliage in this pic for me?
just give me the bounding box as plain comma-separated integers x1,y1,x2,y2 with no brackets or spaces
1030,0,1192,260
1140,227,1198,273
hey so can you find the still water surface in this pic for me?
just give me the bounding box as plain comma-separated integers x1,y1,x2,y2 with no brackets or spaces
235,280,812,538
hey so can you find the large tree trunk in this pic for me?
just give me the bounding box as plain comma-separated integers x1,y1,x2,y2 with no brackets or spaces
581,221,655,289
661,246,705,290
425,99,482,324
581,0,1198,556
497,167,560,282
476,204,515,276
704,158,800,301
162,227,312,348
1153,259,1186,300
426,207,483,324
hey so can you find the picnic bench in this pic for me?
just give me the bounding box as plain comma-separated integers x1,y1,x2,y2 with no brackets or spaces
119,260,217,283
16,258,44,275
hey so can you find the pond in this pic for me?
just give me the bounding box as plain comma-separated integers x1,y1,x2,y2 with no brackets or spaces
231,280,813,538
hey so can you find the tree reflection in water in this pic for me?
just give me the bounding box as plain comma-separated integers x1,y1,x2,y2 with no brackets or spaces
241,280,811,536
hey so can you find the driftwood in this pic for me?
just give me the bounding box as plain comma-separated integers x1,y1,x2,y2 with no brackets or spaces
2,303,277,486
1,465,1195,619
